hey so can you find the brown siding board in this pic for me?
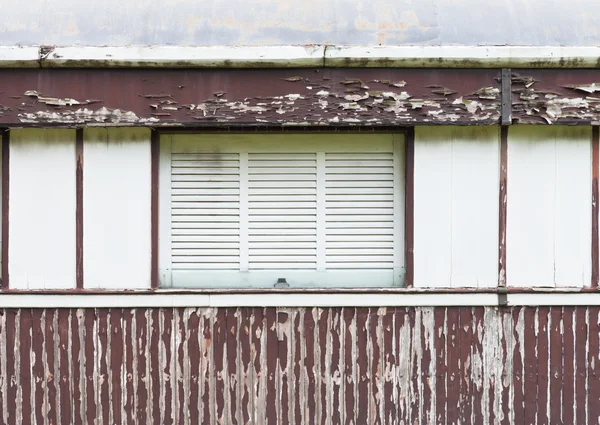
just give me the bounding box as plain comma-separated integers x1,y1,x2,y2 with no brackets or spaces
227,308,239,425
523,307,538,425
575,308,588,425
589,307,600,424
459,308,473,425
511,308,525,425
536,307,550,425
381,308,395,425
1,130,9,290
57,309,71,425
19,309,31,425
549,307,563,425
84,309,97,425
304,308,317,425
561,307,575,425
0,306,598,424
434,308,447,425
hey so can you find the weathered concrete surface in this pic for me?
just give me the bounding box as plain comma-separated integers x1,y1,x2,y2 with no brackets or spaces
0,306,597,424
1,0,600,47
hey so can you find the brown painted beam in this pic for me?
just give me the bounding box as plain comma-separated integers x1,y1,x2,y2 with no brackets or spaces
592,127,599,288
1,129,8,289
404,128,415,288
0,68,501,126
76,128,84,289
498,126,508,287
150,129,159,289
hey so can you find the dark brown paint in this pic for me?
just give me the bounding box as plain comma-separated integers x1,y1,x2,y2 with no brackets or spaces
499,126,508,287
1,130,9,290
593,127,599,288
150,129,159,289
76,129,83,289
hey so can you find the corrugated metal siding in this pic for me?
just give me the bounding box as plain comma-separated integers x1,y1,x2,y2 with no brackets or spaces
0,306,598,424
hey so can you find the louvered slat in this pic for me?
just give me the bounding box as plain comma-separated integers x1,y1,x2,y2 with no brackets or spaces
325,152,395,269
171,153,241,270
248,153,317,270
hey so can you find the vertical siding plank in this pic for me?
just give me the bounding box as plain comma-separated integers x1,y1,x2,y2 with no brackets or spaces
422,308,435,425
201,309,215,425
370,308,382,425
356,308,369,425
239,307,252,425
343,308,356,425
304,308,317,425
523,307,537,425
187,310,200,425
71,310,83,425
549,307,563,425
5,311,16,425
382,308,395,425
459,308,473,425
446,308,460,425
149,309,161,425
395,308,409,422
44,310,57,425
330,308,342,425
177,309,187,425
227,308,240,425
98,310,110,425
575,308,588,425
408,309,421,424
213,309,226,425
19,310,31,425
251,307,266,425
279,309,293,425
266,308,278,425
434,308,447,425
163,309,175,425
110,309,124,425
84,310,97,425
292,309,302,425
537,307,550,425
471,307,484,425
123,309,135,425
588,307,600,425
136,309,149,425
32,310,44,425
57,310,70,425
562,307,575,425
0,310,5,425
511,308,525,425
500,309,514,425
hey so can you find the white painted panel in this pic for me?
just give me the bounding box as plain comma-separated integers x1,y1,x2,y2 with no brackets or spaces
507,126,591,287
9,129,76,289
414,126,499,288
83,128,151,289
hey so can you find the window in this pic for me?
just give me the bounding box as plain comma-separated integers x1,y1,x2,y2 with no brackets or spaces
159,133,405,288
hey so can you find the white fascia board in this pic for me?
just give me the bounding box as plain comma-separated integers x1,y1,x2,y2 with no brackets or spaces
43,45,326,68
325,45,600,68
0,46,40,67
1,291,600,308
21,45,600,69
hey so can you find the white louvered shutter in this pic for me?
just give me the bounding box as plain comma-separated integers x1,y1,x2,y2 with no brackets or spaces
164,134,404,288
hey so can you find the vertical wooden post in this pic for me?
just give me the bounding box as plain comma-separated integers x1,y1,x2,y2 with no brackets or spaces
498,126,508,287
1,129,8,289
151,129,160,289
76,128,84,289
405,127,415,287
592,126,599,288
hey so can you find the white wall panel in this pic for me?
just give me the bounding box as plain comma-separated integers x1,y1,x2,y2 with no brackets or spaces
414,126,499,288
9,129,76,289
507,126,591,287
83,128,151,289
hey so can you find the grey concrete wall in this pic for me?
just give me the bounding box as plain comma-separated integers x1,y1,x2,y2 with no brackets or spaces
0,0,598,47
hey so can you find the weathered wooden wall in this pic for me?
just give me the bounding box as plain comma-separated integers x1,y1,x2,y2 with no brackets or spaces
0,306,598,425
